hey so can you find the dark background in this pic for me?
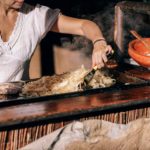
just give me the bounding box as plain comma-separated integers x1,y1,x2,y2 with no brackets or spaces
25,0,150,75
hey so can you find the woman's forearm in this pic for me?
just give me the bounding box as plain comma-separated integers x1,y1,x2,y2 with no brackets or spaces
80,19,105,43
80,19,112,68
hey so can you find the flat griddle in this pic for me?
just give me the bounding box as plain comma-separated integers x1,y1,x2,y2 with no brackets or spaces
0,63,149,108
0,63,149,130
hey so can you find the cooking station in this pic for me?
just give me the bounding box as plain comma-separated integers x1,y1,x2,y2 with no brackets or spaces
0,1,150,150
0,64,150,149
0,63,149,127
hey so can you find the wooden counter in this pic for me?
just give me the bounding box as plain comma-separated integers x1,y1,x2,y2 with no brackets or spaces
0,83,150,130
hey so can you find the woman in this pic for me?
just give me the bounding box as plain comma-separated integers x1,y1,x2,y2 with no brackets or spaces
0,0,112,83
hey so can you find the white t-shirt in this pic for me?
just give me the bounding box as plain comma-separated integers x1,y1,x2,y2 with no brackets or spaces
0,3,60,83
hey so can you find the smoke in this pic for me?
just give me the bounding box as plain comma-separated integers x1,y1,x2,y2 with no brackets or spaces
60,3,150,58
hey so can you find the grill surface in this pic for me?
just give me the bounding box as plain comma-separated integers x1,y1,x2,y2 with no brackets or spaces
0,63,149,130
0,63,149,107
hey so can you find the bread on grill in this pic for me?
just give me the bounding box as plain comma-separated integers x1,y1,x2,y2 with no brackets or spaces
22,66,115,97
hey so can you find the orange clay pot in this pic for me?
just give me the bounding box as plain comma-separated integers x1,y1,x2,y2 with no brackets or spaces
128,38,150,68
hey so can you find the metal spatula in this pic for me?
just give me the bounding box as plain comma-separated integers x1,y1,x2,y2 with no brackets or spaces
83,65,98,84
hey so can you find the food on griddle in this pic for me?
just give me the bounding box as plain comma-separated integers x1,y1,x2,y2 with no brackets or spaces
83,66,98,84
0,83,22,95
88,69,116,88
106,59,118,69
22,66,115,97
0,94,9,100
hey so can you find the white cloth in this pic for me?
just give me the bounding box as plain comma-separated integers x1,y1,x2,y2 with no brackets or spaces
19,120,127,150
19,121,86,150
20,118,150,150
0,3,60,83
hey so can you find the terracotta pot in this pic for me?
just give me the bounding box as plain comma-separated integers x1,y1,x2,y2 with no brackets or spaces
128,38,150,68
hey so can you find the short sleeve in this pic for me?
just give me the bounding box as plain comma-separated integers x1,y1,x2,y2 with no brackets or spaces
34,4,60,40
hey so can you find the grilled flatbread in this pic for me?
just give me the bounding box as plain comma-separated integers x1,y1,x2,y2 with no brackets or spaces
22,66,115,97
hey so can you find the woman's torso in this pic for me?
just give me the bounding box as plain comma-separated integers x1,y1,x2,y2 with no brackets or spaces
0,3,60,83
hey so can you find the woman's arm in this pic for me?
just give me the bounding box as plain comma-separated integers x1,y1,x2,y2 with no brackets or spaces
51,14,112,68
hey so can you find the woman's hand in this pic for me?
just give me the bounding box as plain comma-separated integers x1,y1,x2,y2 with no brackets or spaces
92,40,112,68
